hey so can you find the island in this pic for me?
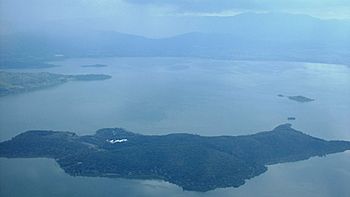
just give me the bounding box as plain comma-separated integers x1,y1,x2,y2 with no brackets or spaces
287,117,296,120
81,64,108,68
0,71,112,96
288,95,315,103
1,124,349,192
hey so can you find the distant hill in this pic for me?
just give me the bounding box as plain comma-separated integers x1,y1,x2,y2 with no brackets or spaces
1,13,349,68
1,124,349,191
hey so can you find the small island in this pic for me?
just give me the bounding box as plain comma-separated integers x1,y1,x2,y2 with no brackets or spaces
288,95,315,103
81,64,108,68
1,124,349,192
0,71,111,96
278,94,315,103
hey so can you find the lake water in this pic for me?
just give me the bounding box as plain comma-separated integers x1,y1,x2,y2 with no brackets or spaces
0,57,349,196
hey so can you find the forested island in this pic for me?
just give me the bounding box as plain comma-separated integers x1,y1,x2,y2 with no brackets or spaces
1,124,349,192
0,71,111,96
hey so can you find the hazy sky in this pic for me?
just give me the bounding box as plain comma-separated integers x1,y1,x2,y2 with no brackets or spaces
1,0,350,37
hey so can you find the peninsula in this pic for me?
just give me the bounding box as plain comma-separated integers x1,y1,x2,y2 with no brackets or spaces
0,71,111,96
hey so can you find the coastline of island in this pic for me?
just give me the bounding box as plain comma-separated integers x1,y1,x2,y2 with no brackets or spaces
1,124,349,192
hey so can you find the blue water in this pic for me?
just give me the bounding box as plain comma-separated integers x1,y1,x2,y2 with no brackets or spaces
1,57,349,196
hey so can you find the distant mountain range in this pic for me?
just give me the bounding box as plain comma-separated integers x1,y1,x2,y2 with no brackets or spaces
1,124,349,191
1,13,350,68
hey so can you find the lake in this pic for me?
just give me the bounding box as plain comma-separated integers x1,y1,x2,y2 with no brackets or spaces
0,57,349,196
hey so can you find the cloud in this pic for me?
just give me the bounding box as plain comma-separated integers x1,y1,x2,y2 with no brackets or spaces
125,0,255,12
1,0,349,37
124,0,350,11
123,0,350,19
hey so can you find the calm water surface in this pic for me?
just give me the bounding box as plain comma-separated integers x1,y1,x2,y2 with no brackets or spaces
0,57,349,196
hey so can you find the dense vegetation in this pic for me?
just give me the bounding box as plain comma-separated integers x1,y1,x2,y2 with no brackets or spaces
0,71,111,96
1,124,349,191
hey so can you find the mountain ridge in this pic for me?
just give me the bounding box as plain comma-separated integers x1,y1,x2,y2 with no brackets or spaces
1,12,349,68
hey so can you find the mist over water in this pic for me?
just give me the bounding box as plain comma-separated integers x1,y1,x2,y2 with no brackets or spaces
1,57,349,140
